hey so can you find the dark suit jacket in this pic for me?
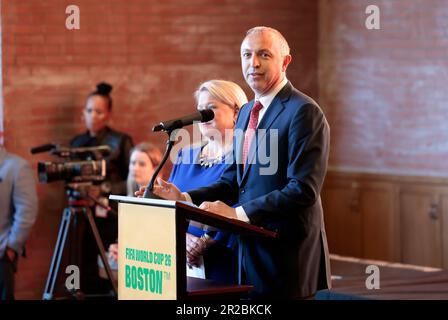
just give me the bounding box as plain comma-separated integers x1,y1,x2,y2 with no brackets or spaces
188,82,331,298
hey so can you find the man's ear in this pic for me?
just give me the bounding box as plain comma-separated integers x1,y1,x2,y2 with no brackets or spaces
282,55,292,72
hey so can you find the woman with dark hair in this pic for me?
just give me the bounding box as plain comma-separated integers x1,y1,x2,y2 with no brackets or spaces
71,82,134,196
70,82,134,294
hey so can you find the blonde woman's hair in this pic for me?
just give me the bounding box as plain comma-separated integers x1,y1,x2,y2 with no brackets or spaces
194,80,248,113
126,142,163,196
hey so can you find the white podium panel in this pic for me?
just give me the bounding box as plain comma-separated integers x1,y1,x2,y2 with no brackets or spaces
117,200,177,300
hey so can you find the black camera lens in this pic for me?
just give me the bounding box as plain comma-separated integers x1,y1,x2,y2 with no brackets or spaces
38,160,105,183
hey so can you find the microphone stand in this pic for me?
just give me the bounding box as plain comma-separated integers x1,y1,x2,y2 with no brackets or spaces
143,129,176,199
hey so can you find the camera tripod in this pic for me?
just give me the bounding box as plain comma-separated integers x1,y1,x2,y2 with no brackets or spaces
42,183,118,300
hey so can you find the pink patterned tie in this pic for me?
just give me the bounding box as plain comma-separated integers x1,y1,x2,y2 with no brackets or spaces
243,101,263,170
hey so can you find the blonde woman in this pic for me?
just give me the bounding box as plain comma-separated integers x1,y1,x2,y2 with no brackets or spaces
166,80,247,283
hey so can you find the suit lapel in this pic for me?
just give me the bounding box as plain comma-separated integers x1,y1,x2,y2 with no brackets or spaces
239,83,293,185
240,99,284,184
236,81,292,185
236,102,253,184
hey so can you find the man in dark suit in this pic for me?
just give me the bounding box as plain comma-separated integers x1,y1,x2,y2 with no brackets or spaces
150,26,331,299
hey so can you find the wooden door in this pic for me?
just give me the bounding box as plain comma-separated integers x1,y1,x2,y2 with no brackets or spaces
360,181,398,261
441,194,448,269
322,179,362,257
400,187,442,268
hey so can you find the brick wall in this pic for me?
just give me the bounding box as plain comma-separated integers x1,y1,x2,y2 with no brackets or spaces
1,0,318,299
319,0,448,177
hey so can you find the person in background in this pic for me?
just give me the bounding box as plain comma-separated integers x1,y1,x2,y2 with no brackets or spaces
141,79,248,284
169,80,248,284
70,82,134,294
107,142,163,265
0,146,38,300
126,142,164,197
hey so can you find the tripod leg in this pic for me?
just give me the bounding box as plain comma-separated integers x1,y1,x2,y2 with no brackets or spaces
42,208,73,300
83,208,118,297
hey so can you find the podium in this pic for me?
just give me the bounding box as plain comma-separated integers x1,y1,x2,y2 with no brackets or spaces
109,195,276,300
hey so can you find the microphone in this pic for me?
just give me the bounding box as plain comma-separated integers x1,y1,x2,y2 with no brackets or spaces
152,109,214,132
30,143,57,154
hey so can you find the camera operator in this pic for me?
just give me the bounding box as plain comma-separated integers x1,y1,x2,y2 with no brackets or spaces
70,82,133,294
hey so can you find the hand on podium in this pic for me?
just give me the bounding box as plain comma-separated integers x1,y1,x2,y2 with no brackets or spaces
135,178,186,201
199,201,237,219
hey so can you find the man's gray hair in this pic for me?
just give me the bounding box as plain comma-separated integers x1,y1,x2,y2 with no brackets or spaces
245,26,290,56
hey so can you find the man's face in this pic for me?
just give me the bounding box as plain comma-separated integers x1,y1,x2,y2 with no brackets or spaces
241,31,291,96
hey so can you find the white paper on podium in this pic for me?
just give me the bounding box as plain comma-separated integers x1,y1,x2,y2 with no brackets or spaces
186,256,205,279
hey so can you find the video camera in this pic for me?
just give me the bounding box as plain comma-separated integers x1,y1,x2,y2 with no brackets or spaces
31,143,111,183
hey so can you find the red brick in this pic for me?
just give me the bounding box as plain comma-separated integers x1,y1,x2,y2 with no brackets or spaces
2,0,318,299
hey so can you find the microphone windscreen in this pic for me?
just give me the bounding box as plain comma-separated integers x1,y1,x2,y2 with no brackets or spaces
200,109,215,122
